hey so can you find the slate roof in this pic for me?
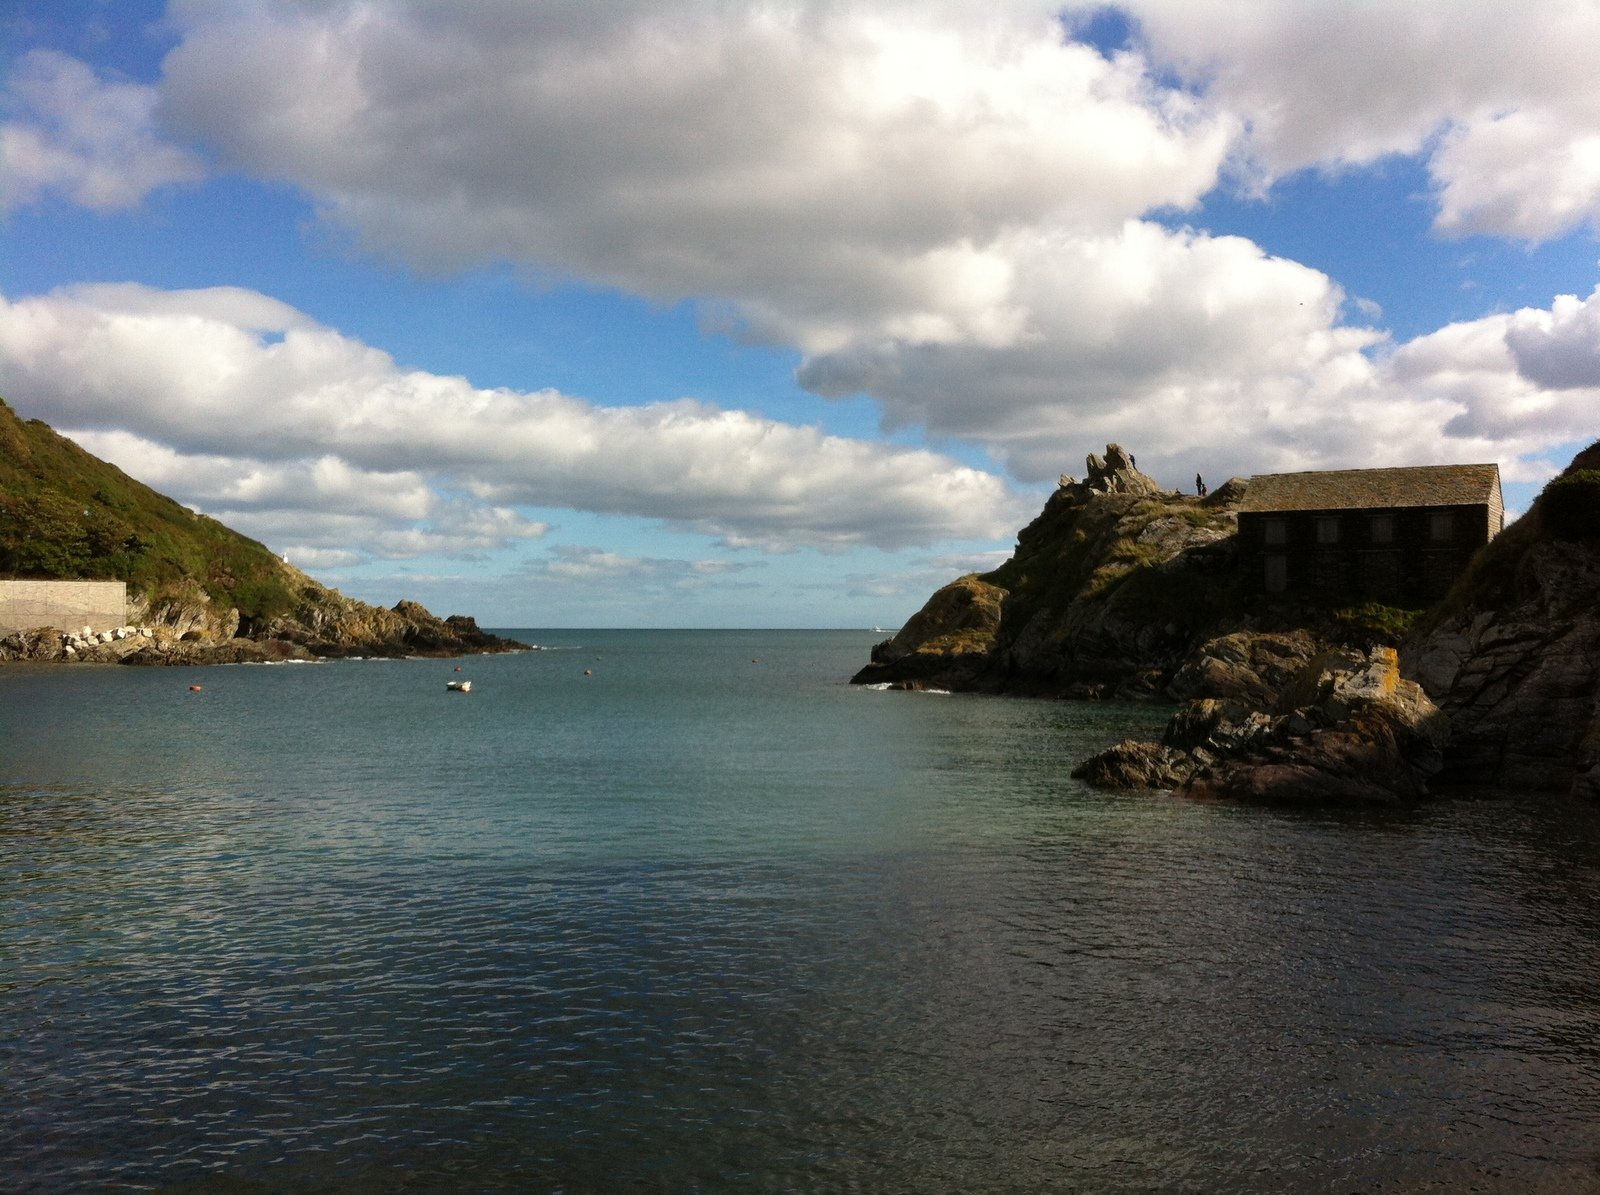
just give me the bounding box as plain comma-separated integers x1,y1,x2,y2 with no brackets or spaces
1239,464,1501,514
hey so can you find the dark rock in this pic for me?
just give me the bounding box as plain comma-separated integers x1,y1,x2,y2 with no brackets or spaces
1084,442,1162,496
1404,439,1600,797
1072,739,1197,789
1079,645,1447,804
850,574,1005,689
1164,697,1252,750
1166,630,1322,705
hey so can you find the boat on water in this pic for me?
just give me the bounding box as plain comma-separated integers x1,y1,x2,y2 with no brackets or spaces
446,679,472,693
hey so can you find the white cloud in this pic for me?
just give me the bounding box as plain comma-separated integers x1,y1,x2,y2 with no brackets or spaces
795,218,1395,481
1,49,203,211
133,0,1596,494
1127,0,1600,238
60,427,550,562
1503,287,1600,390
157,0,1233,354
1388,285,1600,474
0,283,1026,553
7,2,1593,552
1432,112,1600,240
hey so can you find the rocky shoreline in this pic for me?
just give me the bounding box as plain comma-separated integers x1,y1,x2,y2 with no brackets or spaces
857,441,1600,805
1072,641,1447,804
0,599,525,666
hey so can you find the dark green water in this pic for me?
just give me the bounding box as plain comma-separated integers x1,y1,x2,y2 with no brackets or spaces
4,630,1600,1191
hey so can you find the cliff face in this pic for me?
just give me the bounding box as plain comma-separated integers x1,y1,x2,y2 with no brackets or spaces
854,444,1248,696
1404,442,1600,798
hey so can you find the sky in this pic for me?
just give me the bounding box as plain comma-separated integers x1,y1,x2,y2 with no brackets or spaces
2,1,1598,628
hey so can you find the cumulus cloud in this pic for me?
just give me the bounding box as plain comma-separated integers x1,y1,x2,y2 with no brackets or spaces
1,49,203,210
0,284,1026,553
1503,287,1600,390
8,2,1593,547
1128,0,1600,238
62,427,550,563
157,0,1232,354
128,0,1593,491
1388,285,1600,475
796,218,1397,481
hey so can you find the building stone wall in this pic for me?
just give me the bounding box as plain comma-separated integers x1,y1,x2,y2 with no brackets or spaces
0,580,127,636
1238,503,1492,605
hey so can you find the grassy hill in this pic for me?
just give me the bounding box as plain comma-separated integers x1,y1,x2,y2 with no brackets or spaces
0,396,301,624
1,397,524,660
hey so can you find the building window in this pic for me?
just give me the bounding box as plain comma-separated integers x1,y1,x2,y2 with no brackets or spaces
1315,516,1341,545
1263,518,1287,545
1264,555,1288,593
1369,514,1394,544
1430,512,1454,542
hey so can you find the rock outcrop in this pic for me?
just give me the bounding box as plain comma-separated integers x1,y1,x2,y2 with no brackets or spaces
1404,442,1600,798
853,445,1248,696
1074,645,1448,803
856,573,1007,691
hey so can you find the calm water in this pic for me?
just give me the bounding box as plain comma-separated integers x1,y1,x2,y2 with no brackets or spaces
4,629,1600,1192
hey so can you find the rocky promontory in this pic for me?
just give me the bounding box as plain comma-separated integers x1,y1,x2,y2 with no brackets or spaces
861,438,1600,806
1074,643,1447,804
854,444,1250,697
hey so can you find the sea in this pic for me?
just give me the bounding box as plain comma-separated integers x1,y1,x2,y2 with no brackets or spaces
4,629,1600,1192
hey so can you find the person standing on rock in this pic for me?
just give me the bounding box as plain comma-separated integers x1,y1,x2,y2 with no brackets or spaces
1196,473,1206,496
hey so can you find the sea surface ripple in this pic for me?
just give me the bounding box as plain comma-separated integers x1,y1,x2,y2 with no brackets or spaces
4,630,1600,1191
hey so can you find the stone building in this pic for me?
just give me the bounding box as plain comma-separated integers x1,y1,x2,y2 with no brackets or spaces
1238,464,1504,604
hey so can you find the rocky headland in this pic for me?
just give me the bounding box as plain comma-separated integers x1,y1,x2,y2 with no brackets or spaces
860,441,1600,805
853,444,1251,698
1,396,524,665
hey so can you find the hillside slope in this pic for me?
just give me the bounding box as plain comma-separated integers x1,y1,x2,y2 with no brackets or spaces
0,397,521,660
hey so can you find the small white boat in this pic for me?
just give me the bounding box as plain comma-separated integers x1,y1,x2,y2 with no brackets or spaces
446,679,472,693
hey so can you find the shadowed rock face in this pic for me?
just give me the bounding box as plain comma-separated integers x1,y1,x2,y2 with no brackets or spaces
1074,646,1447,804
1404,441,1600,798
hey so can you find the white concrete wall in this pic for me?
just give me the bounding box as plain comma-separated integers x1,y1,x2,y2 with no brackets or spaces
0,580,127,636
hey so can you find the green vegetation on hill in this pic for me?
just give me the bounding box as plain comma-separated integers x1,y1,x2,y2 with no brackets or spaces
0,396,298,624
